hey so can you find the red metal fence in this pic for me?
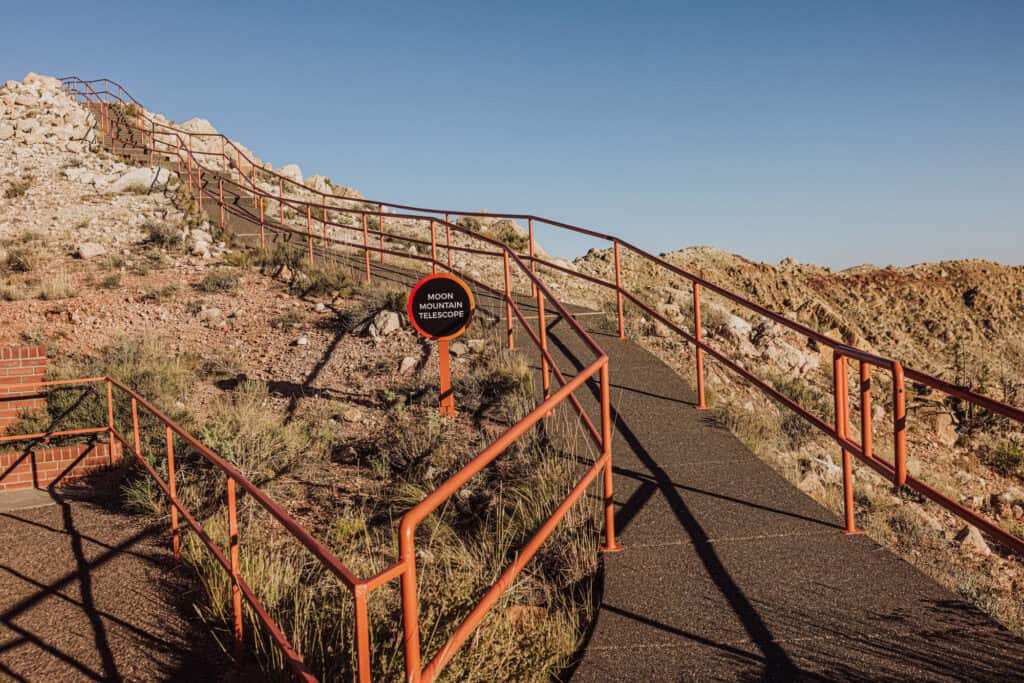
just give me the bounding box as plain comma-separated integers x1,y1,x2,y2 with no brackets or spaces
39,76,1024,679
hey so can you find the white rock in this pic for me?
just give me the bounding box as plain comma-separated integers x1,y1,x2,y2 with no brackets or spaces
294,336,309,346
305,175,332,194
75,242,107,259
109,166,170,193
450,341,469,357
314,302,327,313
278,163,303,184
954,525,991,556
197,307,223,322
467,339,486,353
372,310,402,336
0,123,13,140
399,356,418,374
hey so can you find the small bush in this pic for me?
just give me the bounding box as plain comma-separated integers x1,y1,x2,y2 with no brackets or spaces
4,175,34,199
39,273,75,301
982,442,1024,478
0,282,25,300
196,381,313,484
1,246,38,273
99,273,122,289
271,309,306,329
197,268,240,293
141,283,179,302
123,182,151,195
143,220,183,250
292,264,350,299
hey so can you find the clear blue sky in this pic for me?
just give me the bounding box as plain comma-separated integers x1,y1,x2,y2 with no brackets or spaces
3,1,1022,268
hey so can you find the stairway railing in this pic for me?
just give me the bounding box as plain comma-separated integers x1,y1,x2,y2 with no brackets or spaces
56,75,1024,681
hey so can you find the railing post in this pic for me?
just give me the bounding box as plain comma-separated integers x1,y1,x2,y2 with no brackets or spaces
833,352,860,535
354,584,372,683
197,166,203,213
537,284,550,403
130,397,141,458
430,220,438,274
893,361,907,487
445,213,452,269
227,478,244,662
106,380,117,462
503,251,514,351
362,213,371,284
399,527,422,683
693,282,707,409
306,206,315,265
186,135,194,192
166,426,180,561
378,204,385,264
860,361,872,459
259,194,266,250
218,178,225,229
529,218,537,298
613,240,625,339
599,361,622,552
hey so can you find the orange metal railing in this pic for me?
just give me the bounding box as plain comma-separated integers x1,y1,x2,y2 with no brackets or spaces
38,76,622,683
52,76,1024,679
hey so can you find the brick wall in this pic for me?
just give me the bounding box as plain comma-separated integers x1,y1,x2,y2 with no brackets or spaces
0,345,48,432
0,442,114,491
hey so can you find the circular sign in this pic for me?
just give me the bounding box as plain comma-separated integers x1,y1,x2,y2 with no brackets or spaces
407,273,475,341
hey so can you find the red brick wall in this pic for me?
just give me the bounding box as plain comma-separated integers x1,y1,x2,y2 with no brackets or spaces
0,442,114,491
0,345,48,432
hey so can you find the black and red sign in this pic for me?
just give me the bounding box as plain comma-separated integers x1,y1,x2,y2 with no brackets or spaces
407,273,475,416
407,273,475,341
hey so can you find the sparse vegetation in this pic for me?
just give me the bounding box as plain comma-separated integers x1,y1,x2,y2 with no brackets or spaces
143,220,183,250
98,273,122,289
4,175,34,199
39,272,75,300
197,268,240,293
982,441,1024,479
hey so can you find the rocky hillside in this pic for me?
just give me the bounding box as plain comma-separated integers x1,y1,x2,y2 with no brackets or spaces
578,245,1024,399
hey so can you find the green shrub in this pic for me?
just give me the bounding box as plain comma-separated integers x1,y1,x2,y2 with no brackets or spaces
143,220,183,250
99,273,122,289
197,268,240,293
983,442,1024,478
195,381,312,485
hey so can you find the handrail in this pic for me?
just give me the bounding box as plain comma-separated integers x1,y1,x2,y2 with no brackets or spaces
48,76,621,683
54,76,1024,680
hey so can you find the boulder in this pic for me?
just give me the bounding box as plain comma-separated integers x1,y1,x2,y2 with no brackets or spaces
371,310,401,337
109,167,171,193
0,123,13,140
467,339,486,353
954,525,991,556
278,164,303,184
399,356,418,375
305,175,332,194
75,242,107,259
449,341,469,357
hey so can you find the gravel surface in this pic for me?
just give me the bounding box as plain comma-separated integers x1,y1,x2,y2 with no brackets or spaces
0,477,228,682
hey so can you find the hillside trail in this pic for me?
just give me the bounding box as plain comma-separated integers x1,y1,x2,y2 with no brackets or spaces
96,104,1024,681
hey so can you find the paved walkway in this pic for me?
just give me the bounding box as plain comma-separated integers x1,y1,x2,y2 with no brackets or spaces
0,480,227,682
104,123,1024,680
534,315,1024,681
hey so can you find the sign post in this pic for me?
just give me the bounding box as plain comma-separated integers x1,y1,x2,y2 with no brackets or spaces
407,273,475,416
